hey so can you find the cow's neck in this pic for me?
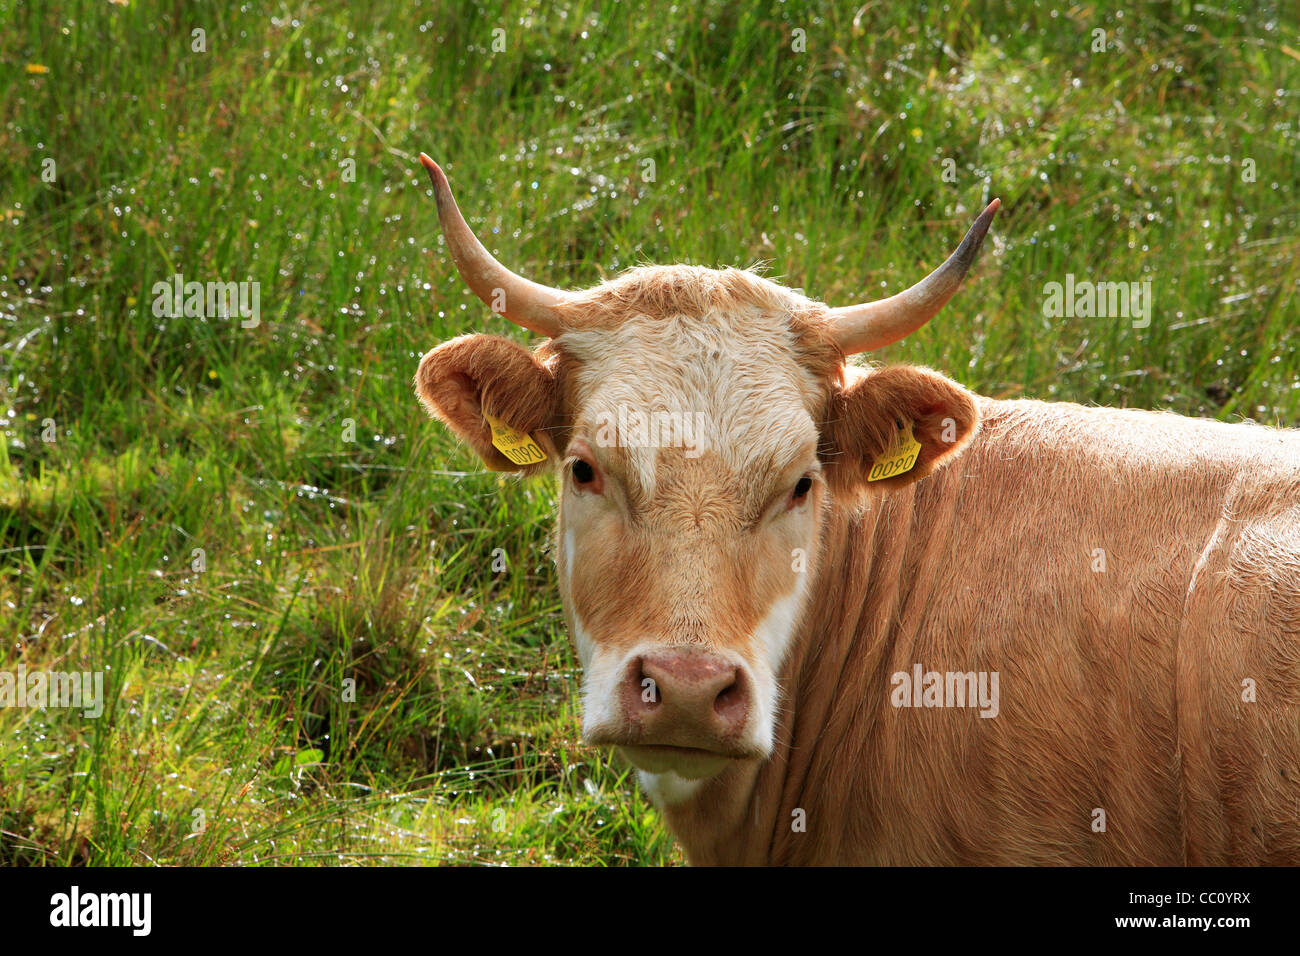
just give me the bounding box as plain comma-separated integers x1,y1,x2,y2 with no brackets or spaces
656,435,963,865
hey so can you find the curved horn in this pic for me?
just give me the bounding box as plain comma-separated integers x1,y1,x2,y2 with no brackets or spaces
419,153,568,337
828,199,1000,355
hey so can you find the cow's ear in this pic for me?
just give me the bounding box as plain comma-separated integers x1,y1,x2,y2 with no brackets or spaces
821,365,979,494
415,333,559,473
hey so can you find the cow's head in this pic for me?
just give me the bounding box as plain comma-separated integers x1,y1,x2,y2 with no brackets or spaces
414,154,996,789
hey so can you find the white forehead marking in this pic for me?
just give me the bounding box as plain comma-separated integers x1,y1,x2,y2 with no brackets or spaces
559,309,823,498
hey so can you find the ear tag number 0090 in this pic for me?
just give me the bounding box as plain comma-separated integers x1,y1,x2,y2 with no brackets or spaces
483,410,547,466
868,420,921,482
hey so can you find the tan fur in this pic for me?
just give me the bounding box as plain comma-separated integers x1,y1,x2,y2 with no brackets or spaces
415,264,1300,865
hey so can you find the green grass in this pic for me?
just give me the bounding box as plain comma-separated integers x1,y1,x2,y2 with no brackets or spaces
0,0,1295,865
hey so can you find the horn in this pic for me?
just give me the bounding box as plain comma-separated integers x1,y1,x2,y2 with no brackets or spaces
828,199,1000,355
419,153,568,337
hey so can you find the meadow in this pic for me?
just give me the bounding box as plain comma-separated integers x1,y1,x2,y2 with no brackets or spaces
0,0,1295,865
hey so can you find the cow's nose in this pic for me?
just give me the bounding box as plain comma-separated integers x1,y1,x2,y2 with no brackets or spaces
623,650,750,744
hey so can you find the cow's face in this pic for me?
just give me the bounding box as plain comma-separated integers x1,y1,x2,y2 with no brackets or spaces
551,290,831,782
412,156,993,789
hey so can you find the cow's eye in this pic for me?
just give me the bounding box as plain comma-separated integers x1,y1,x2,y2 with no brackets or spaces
788,474,814,508
570,457,602,493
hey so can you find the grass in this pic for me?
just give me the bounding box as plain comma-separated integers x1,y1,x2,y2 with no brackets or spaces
0,0,1295,865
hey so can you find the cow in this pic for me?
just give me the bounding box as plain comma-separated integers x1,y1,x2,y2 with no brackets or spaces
412,153,1300,865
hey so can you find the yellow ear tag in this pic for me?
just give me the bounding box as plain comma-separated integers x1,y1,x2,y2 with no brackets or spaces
868,420,922,482
483,410,547,466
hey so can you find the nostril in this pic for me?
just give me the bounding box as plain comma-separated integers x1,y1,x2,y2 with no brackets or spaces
713,680,737,712
713,671,746,721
